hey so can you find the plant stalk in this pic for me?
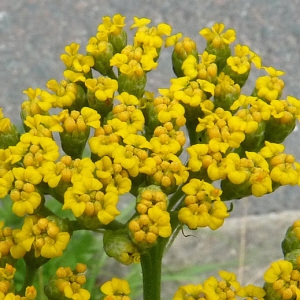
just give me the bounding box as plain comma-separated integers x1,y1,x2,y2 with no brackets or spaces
19,262,38,295
140,240,165,300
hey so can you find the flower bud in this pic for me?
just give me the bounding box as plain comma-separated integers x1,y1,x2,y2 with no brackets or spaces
87,40,114,76
285,249,300,270
85,77,118,118
109,29,127,54
282,220,300,256
205,43,231,72
222,63,250,87
263,282,283,300
0,109,20,148
220,179,252,201
241,121,266,152
264,116,296,143
103,230,140,265
118,72,147,98
172,37,198,77
60,130,89,159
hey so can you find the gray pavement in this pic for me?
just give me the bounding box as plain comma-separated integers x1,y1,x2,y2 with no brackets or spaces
1,1,300,297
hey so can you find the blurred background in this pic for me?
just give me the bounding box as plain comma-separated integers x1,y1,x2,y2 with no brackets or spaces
1,0,300,298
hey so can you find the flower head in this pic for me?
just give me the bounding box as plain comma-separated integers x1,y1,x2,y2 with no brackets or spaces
100,277,130,300
200,23,236,48
179,179,228,230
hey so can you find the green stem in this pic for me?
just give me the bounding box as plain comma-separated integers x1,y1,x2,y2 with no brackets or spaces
168,185,185,211
140,240,165,300
19,261,38,295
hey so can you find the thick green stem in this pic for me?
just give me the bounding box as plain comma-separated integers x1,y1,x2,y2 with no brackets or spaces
140,240,165,300
19,261,38,295
140,210,182,300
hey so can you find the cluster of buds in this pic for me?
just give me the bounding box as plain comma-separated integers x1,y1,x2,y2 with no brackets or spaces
261,220,300,299
0,263,37,299
44,263,90,300
0,13,300,299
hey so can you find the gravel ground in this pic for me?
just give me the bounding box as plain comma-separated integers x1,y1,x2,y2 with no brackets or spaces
1,2,300,298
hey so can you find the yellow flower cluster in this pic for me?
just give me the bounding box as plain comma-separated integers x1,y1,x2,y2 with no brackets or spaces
173,270,265,300
100,277,131,300
110,16,171,77
1,14,300,300
45,264,90,300
0,264,37,299
128,186,171,248
264,259,300,299
178,179,228,230
11,215,70,259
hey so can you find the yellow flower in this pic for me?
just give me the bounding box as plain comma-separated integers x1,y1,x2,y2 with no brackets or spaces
95,156,131,194
12,215,70,259
259,141,285,158
136,185,168,214
24,114,63,138
115,92,140,106
214,72,241,108
165,32,182,47
60,42,94,74
110,53,128,68
41,156,95,189
46,79,78,108
199,23,236,47
203,271,240,299
85,77,118,102
10,167,43,217
263,260,300,299
128,207,171,247
196,108,246,149
100,277,130,300
249,167,272,197
22,88,53,117
10,133,59,167
255,66,285,101
173,283,206,300
224,153,250,184
148,206,172,237
0,170,14,198
154,96,185,124
150,123,185,155
236,284,266,300
179,179,228,230
270,154,298,185
49,265,90,300
264,260,293,283
0,223,16,262
0,109,13,134
228,113,258,134
99,14,126,36
112,145,140,177
63,69,87,83
174,80,207,108
181,55,198,79
89,124,122,157
80,107,101,128
123,133,152,150
63,176,120,225
197,79,215,96
150,153,189,194
111,104,145,134
130,17,151,29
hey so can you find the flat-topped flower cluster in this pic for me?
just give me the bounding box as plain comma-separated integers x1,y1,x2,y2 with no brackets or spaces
1,13,300,300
